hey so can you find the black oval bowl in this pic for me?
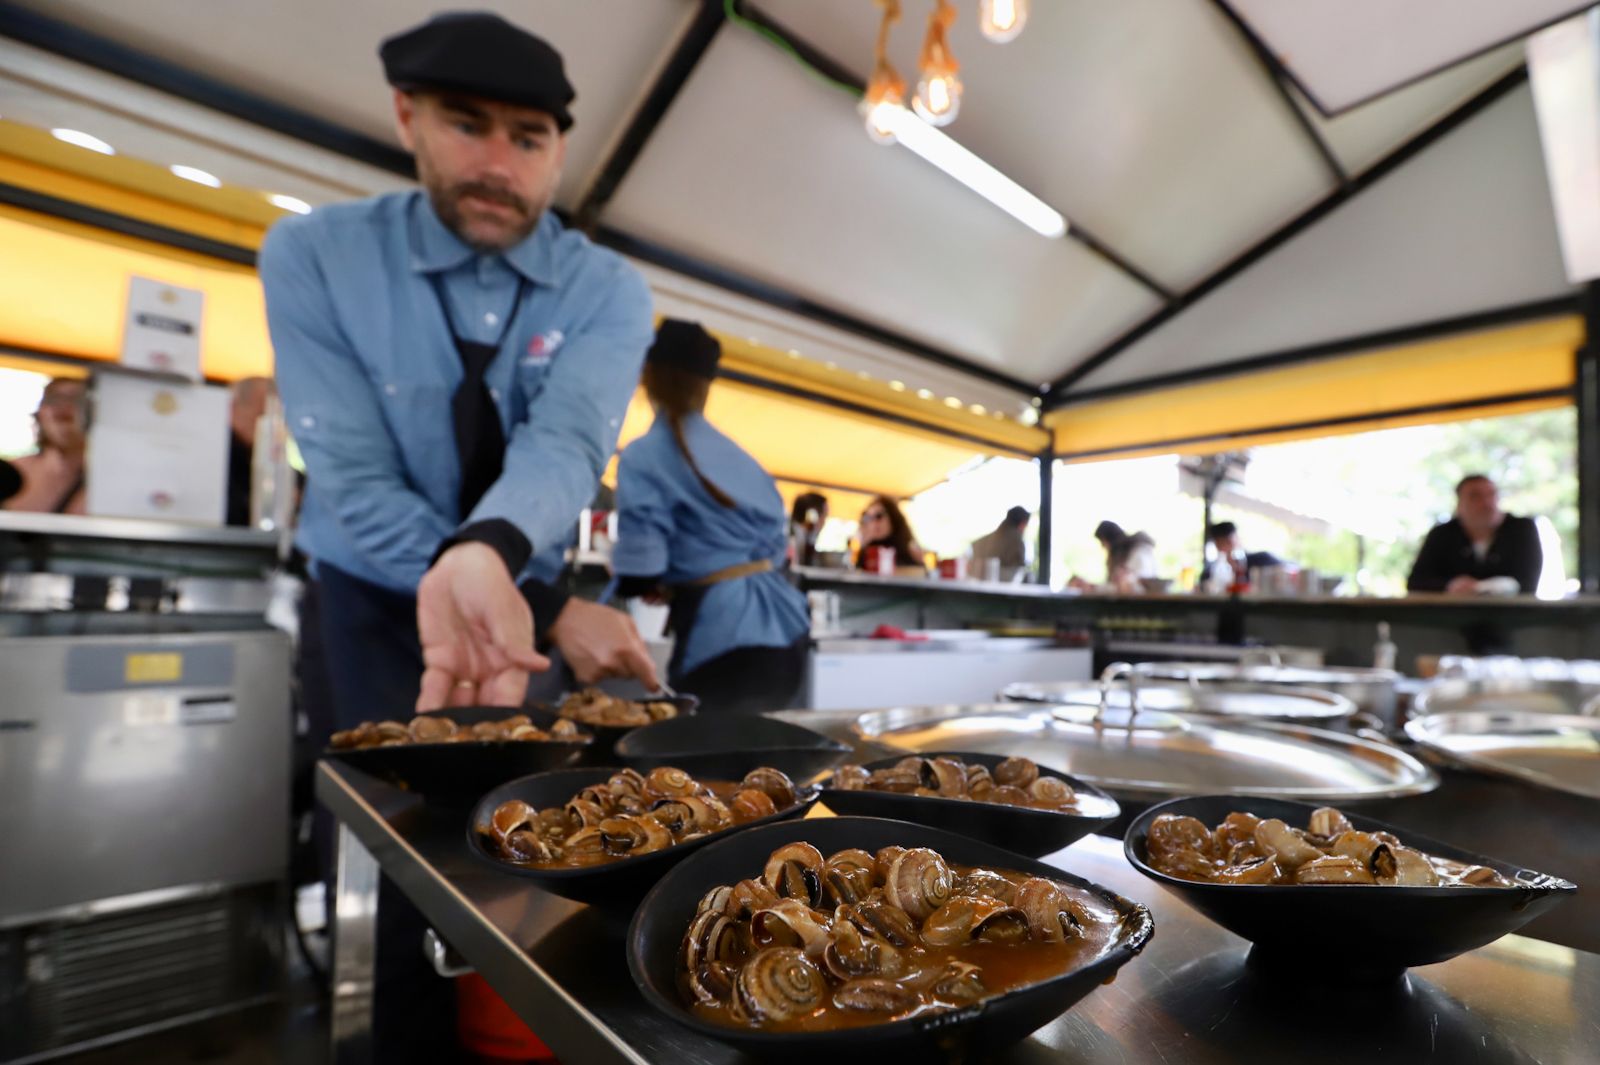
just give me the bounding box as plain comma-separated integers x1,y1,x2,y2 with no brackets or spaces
820,752,1120,859
1125,795,1576,977
466,766,820,910
627,816,1155,1063
527,694,700,766
326,706,590,801
614,712,852,783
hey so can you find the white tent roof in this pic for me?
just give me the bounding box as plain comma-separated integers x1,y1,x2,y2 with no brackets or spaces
0,0,1578,413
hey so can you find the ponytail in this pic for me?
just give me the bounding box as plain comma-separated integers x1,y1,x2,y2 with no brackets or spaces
643,362,735,509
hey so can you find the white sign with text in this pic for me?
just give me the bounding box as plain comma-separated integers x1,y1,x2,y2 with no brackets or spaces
121,276,204,378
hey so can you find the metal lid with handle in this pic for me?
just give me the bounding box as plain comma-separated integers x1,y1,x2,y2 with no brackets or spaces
853,696,1436,802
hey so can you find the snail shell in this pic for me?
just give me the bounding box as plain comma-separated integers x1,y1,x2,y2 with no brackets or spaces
763,842,825,907
646,766,698,799
884,847,952,922
740,767,797,808
732,948,824,1023
994,756,1039,788
832,977,923,1015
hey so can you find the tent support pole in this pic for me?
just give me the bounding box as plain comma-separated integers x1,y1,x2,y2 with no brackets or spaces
1036,448,1054,587
1578,281,1600,592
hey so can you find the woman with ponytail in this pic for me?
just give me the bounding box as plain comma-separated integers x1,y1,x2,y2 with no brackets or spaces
612,320,811,712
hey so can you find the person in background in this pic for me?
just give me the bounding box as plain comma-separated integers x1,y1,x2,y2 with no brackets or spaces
1202,521,1281,591
790,491,828,530
789,490,828,567
225,376,276,527
2,377,87,515
612,321,811,712
1407,474,1542,595
855,495,926,574
1081,519,1157,593
969,505,1030,581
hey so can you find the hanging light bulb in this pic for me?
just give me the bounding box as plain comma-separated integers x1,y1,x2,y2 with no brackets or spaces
913,71,962,126
914,0,962,127
861,0,906,144
978,0,1028,43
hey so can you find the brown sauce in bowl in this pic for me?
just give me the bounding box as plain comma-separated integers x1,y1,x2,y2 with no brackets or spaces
681,848,1124,1031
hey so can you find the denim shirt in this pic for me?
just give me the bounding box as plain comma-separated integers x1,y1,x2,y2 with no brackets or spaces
260,191,653,593
612,414,810,675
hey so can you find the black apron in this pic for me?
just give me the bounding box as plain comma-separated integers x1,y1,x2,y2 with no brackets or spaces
663,558,774,683
427,272,532,516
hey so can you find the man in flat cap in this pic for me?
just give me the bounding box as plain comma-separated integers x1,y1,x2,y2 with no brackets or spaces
262,11,661,735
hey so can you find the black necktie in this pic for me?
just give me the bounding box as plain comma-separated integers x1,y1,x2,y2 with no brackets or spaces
451,336,507,517
430,273,528,517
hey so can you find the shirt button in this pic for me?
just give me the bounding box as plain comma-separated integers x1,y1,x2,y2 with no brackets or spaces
489,388,501,401
484,312,499,327
299,415,315,429
384,384,397,396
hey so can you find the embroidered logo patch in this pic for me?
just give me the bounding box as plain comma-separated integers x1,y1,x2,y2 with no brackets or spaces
524,330,565,365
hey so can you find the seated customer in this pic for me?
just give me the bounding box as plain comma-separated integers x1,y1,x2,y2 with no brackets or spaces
1407,474,1541,595
1202,521,1282,590
2,378,87,515
856,495,926,574
970,505,1030,580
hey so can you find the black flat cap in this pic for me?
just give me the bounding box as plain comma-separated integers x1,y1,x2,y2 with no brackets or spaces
647,320,722,379
380,11,575,130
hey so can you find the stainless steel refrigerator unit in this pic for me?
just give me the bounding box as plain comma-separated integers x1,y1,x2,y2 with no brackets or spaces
0,514,291,1064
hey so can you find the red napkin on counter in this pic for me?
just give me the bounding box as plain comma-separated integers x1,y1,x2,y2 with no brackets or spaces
869,624,928,641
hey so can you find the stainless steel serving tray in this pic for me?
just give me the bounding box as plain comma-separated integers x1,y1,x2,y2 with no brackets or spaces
999,679,1356,722
1412,677,1600,719
1404,710,1600,800
852,703,1436,802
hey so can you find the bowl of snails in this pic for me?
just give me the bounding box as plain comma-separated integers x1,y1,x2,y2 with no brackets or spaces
1125,795,1576,977
820,753,1120,858
326,707,590,800
467,763,820,908
628,816,1154,1060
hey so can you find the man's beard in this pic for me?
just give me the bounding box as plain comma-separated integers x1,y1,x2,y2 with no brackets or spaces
427,175,545,254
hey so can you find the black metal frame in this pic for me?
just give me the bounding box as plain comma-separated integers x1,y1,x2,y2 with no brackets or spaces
1214,0,1595,118
592,224,1033,392
1055,387,1572,463
1045,65,1531,405
1209,0,1346,186
1051,296,1582,407
572,0,726,231
0,181,258,266
1035,447,1054,586
0,1,414,177
1578,281,1600,592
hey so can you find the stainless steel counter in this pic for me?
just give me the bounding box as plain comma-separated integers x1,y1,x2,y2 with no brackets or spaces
813,635,1063,654
317,752,1600,1065
0,510,278,550
798,565,1600,611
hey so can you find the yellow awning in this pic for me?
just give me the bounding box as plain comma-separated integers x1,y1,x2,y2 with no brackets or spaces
1046,316,1582,462
0,191,998,502
608,378,986,503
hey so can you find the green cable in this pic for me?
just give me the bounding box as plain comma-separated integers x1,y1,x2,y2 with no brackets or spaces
723,0,864,99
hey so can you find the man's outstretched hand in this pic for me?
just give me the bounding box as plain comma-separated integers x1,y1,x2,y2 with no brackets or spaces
416,542,550,711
